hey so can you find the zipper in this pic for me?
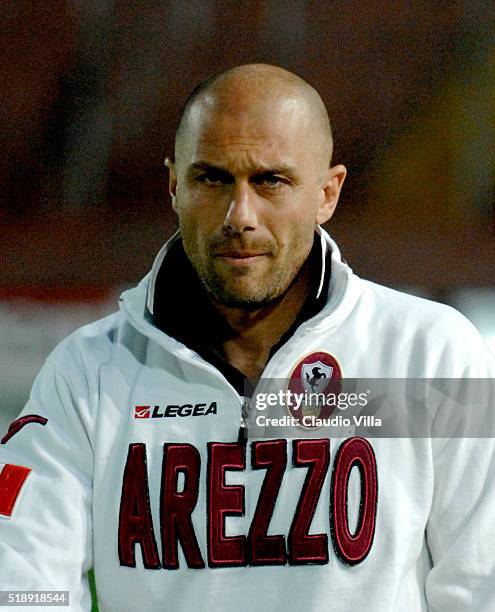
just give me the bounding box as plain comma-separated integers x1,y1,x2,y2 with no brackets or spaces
238,399,251,444
121,301,251,445
121,298,243,397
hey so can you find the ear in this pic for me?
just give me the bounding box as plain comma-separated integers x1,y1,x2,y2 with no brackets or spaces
164,157,178,213
316,164,347,225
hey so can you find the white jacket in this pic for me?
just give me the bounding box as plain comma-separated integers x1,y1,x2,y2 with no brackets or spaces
1,227,495,612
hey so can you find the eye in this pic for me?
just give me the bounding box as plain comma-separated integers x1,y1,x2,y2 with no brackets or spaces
253,173,289,188
195,170,232,186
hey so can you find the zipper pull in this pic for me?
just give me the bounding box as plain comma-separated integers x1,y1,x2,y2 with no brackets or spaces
238,399,251,445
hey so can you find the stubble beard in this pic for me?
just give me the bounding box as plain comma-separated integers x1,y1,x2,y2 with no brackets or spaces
200,261,291,309
183,238,310,310
179,216,314,309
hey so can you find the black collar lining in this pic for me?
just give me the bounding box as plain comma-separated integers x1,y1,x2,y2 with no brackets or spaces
153,235,331,395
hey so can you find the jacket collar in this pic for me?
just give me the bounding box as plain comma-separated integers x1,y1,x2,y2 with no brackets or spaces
146,225,337,317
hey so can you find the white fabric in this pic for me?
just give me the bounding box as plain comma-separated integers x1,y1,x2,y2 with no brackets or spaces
1,227,495,612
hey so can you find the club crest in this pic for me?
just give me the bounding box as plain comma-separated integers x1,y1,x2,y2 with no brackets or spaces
301,361,333,394
287,352,342,427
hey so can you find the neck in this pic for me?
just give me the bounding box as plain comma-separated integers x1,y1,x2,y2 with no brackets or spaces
210,259,312,379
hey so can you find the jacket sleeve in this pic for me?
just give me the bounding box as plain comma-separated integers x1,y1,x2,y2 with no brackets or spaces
425,339,495,611
0,345,94,612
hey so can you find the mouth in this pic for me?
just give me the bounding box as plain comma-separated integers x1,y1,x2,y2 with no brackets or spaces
215,251,267,267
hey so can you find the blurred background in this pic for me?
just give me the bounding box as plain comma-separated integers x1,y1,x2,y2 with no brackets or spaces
1,0,494,433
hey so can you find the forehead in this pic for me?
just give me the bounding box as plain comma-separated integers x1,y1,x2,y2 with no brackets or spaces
181,96,313,168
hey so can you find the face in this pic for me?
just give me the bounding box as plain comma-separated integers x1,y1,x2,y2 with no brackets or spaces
167,94,346,308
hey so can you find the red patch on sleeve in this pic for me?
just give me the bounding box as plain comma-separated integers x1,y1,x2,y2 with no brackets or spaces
1,415,48,445
0,464,31,517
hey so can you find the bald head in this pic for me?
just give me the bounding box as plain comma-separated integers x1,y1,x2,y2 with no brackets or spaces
175,64,333,171
166,64,347,311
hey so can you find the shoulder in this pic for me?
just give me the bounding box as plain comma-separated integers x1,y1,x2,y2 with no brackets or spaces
352,277,494,376
45,310,125,377
359,279,468,329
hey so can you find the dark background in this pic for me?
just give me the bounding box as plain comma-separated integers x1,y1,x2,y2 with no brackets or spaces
1,0,493,292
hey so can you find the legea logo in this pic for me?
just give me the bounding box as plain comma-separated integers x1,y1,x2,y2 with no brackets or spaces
134,406,151,419
133,403,217,420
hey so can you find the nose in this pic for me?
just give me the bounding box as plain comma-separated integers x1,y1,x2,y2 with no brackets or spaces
223,181,258,235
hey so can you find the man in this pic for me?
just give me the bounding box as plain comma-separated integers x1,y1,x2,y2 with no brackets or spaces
1,64,494,611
